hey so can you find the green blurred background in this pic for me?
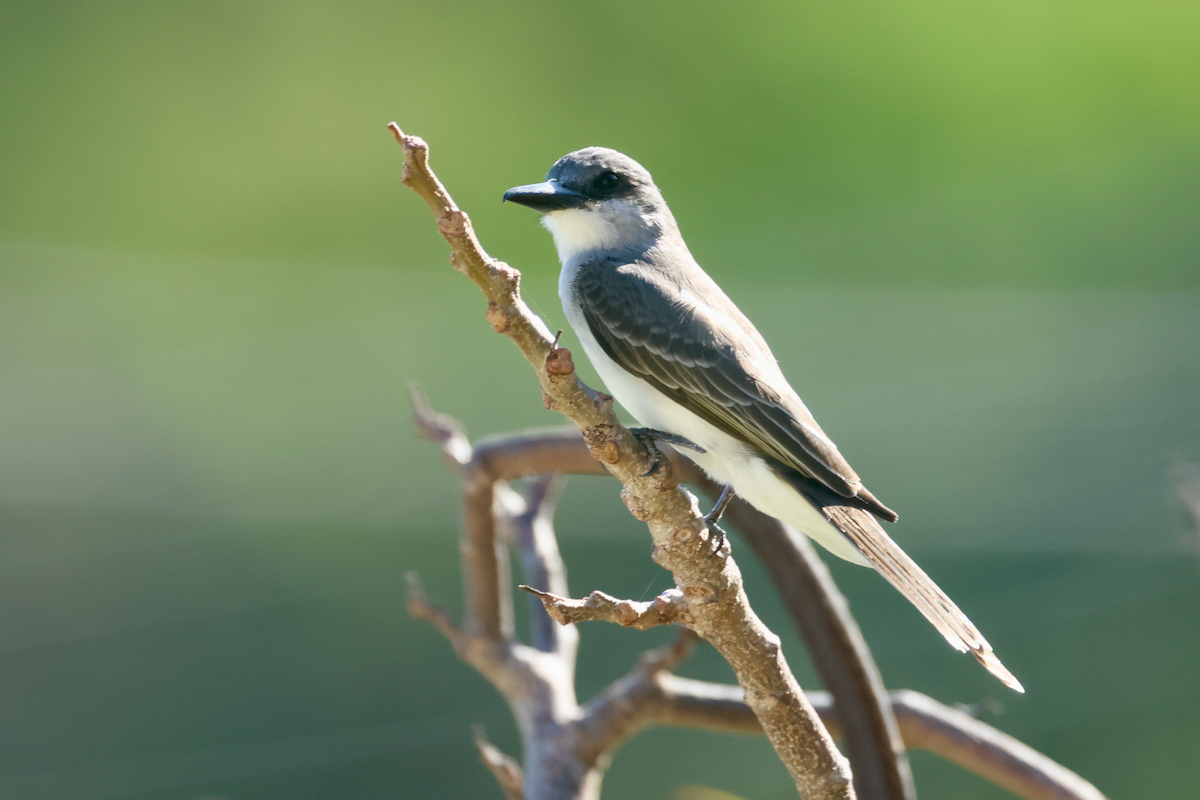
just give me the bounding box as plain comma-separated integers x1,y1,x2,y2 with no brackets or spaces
1,1,1198,798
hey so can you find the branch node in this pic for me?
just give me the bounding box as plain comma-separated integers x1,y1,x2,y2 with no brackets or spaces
591,441,620,465
745,689,787,712
670,521,702,544
620,486,653,521
491,259,520,285
545,345,575,376
681,582,720,605
486,301,510,332
592,390,614,414
614,601,642,627
581,424,620,465
438,207,469,238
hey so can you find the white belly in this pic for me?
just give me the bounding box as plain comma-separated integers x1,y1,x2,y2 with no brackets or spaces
561,294,869,566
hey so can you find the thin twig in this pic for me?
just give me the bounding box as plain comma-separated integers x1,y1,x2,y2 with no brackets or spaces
474,725,526,800
523,586,689,629
409,381,473,468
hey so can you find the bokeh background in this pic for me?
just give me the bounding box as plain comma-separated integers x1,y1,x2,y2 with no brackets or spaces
2,1,1198,798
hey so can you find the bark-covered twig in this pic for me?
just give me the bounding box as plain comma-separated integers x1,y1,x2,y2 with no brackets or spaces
392,124,852,799
410,380,472,467
523,586,689,630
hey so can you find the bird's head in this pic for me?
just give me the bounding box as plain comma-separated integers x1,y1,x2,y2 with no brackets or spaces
503,147,676,263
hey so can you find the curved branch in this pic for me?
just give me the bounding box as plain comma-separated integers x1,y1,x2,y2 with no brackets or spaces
618,681,1108,800
889,691,1108,800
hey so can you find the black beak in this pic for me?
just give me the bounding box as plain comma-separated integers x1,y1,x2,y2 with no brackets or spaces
502,180,588,212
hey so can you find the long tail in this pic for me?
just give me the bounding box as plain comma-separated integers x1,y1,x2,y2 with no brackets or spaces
823,504,1024,693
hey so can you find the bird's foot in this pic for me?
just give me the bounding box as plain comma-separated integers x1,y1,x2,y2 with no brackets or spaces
703,485,735,556
629,428,707,477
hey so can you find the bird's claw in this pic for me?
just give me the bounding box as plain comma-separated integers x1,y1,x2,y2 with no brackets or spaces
630,427,705,477
703,516,730,556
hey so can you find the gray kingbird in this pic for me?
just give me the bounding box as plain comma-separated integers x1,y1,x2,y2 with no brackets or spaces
504,147,1022,692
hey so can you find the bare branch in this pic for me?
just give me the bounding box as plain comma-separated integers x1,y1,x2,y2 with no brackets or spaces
472,428,606,481
392,125,854,799
572,630,751,764
474,725,526,800
513,475,576,655
456,436,507,641
405,571,464,645
621,683,1108,800
649,674,763,734
889,691,1109,800
522,586,689,630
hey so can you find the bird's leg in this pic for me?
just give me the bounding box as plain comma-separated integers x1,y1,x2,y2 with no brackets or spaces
706,484,735,525
704,485,735,554
628,427,707,477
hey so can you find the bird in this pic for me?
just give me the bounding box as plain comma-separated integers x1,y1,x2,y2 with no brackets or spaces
503,147,1022,692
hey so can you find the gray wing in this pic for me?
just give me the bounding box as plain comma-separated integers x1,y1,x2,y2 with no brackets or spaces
573,258,897,522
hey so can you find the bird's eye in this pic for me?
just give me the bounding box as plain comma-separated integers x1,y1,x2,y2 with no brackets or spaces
598,171,622,192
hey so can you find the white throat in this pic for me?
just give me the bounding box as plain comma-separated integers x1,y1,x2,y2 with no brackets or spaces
541,200,653,264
